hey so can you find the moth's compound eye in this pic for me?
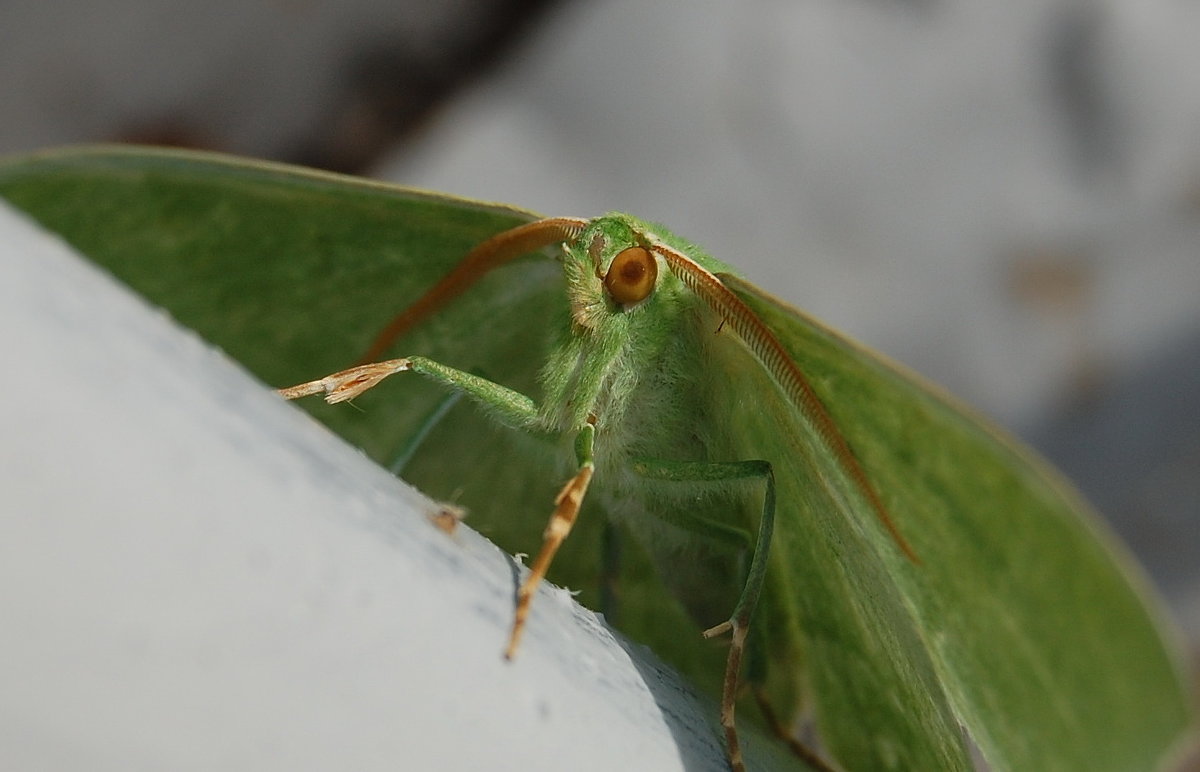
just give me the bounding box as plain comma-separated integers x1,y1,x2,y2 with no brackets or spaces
604,246,657,306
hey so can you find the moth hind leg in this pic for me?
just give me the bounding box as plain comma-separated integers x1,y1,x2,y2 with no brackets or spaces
387,389,463,475
751,686,837,772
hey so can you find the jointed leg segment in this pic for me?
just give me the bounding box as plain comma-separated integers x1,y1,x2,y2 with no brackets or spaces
277,355,539,430
633,458,776,772
506,421,595,659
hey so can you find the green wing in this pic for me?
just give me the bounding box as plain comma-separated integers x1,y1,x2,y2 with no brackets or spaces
721,273,1192,771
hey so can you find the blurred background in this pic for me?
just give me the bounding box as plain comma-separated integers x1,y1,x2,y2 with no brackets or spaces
3,0,1197,691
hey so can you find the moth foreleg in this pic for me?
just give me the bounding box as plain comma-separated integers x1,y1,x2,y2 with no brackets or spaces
505,421,595,659
277,355,540,430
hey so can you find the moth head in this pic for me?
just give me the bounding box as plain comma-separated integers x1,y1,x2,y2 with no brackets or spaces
564,214,664,329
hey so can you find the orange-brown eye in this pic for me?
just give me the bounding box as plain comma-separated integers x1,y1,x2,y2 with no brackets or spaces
603,246,657,306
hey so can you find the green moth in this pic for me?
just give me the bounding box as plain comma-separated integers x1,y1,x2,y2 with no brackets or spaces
0,147,1190,772
280,215,1190,771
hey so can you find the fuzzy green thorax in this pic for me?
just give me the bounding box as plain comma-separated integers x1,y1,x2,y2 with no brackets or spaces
537,214,723,438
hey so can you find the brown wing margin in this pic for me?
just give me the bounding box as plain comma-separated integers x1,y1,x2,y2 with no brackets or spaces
651,240,919,563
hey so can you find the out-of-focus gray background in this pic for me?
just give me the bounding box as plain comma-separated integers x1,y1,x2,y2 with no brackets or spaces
3,0,1196,666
